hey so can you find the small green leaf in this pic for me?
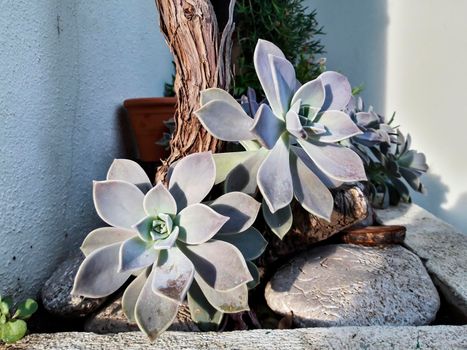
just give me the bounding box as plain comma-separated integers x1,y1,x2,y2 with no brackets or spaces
13,299,38,320
0,314,6,324
0,301,10,317
1,319,27,343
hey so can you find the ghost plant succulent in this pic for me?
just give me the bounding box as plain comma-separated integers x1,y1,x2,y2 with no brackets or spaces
72,152,264,340
345,96,428,207
195,39,366,238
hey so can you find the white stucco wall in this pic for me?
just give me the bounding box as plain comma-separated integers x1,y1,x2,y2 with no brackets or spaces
0,1,172,299
309,0,467,233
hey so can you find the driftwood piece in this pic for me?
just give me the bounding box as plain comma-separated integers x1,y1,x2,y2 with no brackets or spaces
339,225,406,246
260,186,369,265
154,0,236,182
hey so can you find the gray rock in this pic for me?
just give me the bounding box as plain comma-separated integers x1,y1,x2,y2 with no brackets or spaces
10,326,467,350
41,252,106,317
376,203,467,318
84,298,199,334
265,244,440,327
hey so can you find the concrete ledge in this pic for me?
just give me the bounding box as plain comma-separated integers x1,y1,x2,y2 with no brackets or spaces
9,326,467,349
376,203,467,317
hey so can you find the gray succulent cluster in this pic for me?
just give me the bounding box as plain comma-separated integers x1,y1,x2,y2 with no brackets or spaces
195,39,366,238
72,153,264,340
345,96,428,207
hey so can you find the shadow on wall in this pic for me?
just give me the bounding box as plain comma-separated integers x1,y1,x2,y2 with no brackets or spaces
310,0,389,112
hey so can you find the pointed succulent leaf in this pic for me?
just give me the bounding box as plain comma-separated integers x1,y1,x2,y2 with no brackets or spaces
246,261,260,289
93,180,146,229
257,135,293,213
285,102,307,139
262,201,293,239
212,151,257,184
119,237,158,273
122,269,149,323
152,248,194,302
254,39,287,116
153,226,179,250
292,146,343,188
209,192,260,234
182,240,252,291
216,227,267,260
291,78,325,114
135,271,180,341
290,153,334,221
355,112,380,128
270,55,296,116
200,88,244,115
225,148,268,194
106,159,152,194
81,227,136,256
169,152,215,209
400,167,423,191
314,110,362,143
319,71,352,111
177,204,229,244
187,280,223,331
298,139,367,182
250,103,286,149
73,243,132,298
143,182,177,216
194,274,249,313
195,100,255,141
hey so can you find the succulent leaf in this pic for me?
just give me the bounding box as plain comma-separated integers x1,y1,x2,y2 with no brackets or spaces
187,280,223,331
177,204,229,245
81,227,136,256
291,78,325,114
200,88,244,114
212,151,257,185
216,227,267,261
119,237,158,273
225,148,268,194
152,226,179,250
143,182,177,216
262,201,293,239
72,243,132,298
209,192,261,234
106,159,152,194
314,110,362,143
269,54,296,115
122,269,149,323
246,261,260,289
319,71,352,111
250,103,286,149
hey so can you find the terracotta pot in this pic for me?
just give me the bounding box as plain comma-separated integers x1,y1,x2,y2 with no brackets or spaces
123,97,176,162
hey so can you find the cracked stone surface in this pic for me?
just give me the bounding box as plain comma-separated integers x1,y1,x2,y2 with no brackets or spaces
41,252,106,317
265,244,440,327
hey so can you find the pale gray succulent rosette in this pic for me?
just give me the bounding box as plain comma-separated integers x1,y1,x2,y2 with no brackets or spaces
195,39,366,238
72,152,265,340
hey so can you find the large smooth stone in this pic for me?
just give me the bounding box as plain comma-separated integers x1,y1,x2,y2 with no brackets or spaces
41,252,106,318
265,244,440,327
84,298,199,334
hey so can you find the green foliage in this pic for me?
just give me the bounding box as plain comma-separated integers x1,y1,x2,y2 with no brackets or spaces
234,0,325,97
0,295,37,344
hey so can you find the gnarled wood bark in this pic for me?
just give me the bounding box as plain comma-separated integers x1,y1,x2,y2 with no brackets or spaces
154,0,235,182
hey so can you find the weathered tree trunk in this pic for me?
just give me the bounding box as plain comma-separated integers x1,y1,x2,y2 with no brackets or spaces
154,0,236,182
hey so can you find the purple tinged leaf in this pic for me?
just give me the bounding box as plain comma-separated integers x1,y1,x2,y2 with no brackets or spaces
119,236,158,273
106,159,152,194
257,135,293,213
290,153,333,221
212,151,257,185
177,204,229,245
135,270,180,341
254,39,287,116
319,71,352,111
210,192,261,234
262,201,292,239
298,139,367,182
291,146,343,188
152,248,194,302
195,99,255,141
194,274,249,313
269,55,296,115
225,148,268,194
291,78,325,114
143,182,177,216
122,269,149,323
168,152,216,209
355,112,379,128
182,240,252,291
200,88,244,115
285,101,307,139
216,227,267,260
249,104,286,149
314,110,362,143
93,180,146,229
72,243,132,298
81,227,136,256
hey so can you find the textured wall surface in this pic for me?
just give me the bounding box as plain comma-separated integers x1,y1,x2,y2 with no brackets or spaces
0,0,172,299
309,0,467,233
